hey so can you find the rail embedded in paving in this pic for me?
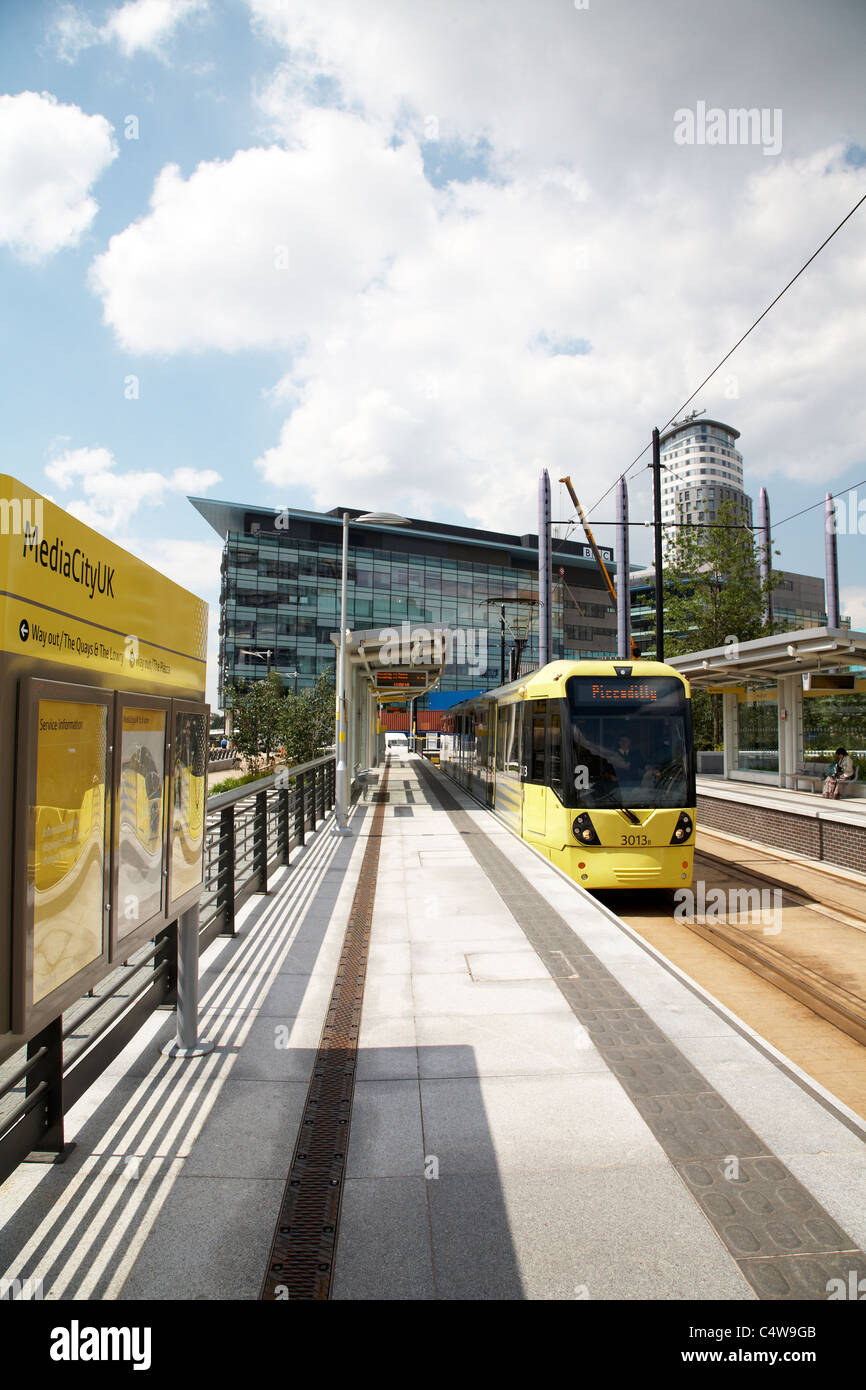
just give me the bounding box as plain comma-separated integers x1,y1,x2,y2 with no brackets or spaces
0,755,337,1182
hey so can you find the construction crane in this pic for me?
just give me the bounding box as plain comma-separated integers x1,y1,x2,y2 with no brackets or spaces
556,566,584,616
558,475,639,660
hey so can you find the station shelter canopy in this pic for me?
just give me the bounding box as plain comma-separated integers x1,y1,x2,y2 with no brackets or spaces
330,625,450,775
667,627,866,789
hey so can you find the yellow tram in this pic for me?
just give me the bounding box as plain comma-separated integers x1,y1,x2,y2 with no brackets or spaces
439,659,696,890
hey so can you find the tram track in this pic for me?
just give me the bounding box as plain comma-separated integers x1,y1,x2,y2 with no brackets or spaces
601,845,866,1120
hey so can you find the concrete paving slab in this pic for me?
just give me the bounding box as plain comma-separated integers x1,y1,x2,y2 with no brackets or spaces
1,1154,188,1300
331,1178,435,1300
414,1014,604,1079
466,950,550,981
361,973,416,1019
215,1014,322,1083
118,1172,282,1300
356,1019,418,1082
420,1073,668,1175
367,942,413,975
411,974,567,1016
407,916,527,943
180,1079,309,1179
427,1168,753,1301
346,1080,425,1179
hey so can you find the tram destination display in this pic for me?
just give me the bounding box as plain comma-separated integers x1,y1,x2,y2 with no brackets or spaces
569,676,687,708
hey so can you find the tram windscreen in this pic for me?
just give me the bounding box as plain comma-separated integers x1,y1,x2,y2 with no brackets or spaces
566,676,694,809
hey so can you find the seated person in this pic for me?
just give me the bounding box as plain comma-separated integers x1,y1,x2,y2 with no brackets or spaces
823,747,855,799
610,734,645,777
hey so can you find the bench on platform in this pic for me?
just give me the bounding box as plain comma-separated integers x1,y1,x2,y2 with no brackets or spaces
793,763,861,795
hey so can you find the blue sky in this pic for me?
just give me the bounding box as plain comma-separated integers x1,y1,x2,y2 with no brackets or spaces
1,0,865,705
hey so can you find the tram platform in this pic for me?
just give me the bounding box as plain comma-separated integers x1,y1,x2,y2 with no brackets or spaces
696,774,866,879
1,758,865,1301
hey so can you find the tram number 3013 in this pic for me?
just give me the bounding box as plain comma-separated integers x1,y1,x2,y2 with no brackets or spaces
620,834,650,846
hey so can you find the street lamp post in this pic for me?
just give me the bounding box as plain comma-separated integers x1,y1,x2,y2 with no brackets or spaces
334,511,411,833
240,647,273,676
335,512,350,832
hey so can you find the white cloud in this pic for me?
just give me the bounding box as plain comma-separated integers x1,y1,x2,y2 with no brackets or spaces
0,92,117,262
103,0,209,58
247,0,866,188
49,0,208,62
252,147,866,534
45,445,220,532
49,5,102,63
89,108,431,352
83,2,866,546
88,103,866,538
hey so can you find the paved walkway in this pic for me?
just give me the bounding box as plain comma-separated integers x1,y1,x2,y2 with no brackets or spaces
1,758,865,1300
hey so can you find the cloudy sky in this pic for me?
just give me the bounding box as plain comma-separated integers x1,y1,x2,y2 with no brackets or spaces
2,0,865,704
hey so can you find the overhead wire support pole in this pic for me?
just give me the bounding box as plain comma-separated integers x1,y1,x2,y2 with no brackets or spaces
825,493,840,628
335,511,351,834
559,474,638,658
652,427,664,664
538,470,552,668
616,476,631,661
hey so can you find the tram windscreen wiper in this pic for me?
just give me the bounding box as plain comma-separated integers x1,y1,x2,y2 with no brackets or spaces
618,806,641,825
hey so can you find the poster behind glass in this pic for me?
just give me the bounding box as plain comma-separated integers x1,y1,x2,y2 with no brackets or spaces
170,709,207,905
31,700,107,1003
117,706,166,937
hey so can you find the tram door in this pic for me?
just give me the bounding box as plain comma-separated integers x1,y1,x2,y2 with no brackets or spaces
486,705,497,806
522,700,547,839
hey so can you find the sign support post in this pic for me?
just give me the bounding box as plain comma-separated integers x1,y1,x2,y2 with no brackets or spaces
162,904,213,1058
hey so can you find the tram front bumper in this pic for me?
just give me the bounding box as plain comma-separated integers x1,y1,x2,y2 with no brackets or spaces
557,843,695,890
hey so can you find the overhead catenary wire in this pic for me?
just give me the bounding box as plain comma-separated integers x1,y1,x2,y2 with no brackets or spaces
579,186,866,525
567,475,866,532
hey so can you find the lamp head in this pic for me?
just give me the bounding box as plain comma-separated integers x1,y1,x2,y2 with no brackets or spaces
356,512,411,526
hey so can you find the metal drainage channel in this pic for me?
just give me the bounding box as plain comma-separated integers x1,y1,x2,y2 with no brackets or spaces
260,765,390,1300
414,759,866,1301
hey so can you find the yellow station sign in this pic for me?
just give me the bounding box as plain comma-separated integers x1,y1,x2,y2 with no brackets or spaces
0,476,207,694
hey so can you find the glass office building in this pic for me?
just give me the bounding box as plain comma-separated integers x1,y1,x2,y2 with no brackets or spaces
189,498,619,710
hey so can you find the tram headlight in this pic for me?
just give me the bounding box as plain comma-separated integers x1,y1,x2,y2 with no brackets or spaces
670,812,693,844
572,812,600,845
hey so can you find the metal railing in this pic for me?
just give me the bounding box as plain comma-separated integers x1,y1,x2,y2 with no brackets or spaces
0,754,337,1183
200,754,336,945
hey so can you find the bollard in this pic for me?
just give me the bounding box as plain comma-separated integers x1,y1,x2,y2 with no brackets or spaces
161,904,214,1058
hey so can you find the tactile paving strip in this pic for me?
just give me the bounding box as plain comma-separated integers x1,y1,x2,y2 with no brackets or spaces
259,766,390,1300
415,760,866,1301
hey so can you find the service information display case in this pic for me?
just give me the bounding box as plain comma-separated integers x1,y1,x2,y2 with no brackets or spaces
0,475,209,1053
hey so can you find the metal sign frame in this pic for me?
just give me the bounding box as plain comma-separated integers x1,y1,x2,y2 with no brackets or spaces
110,692,172,959
165,698,209,918
12,678,114,1036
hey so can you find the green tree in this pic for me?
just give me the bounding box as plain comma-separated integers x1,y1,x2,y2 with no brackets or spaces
281,671,336,765
227,672,285,774
662,498,781,747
